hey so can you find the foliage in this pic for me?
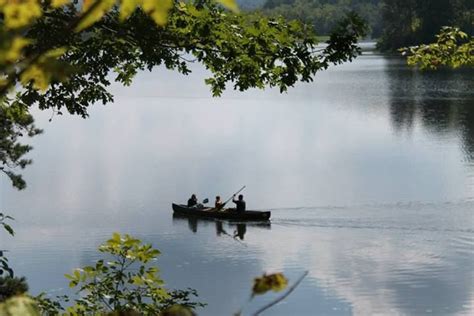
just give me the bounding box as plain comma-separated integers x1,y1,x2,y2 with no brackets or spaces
0,100,42,190
377,0,473,51
400,26,474,69
252,273,288,296
0,250,13,278
34,293,68,315
0,0,233,98
1,296,197,316
250,271,308,316
322,12,368,65
0,213,15,277
0,0,236,189
376,0,419,51
0,213,14,237
0,295,40,316
0,277,29,302
261,0,383,37
35,233,203,315
159,304,196,316
233,271,307,316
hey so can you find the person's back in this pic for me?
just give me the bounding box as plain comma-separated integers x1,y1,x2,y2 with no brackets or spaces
232,194,246,213
187,194,198,207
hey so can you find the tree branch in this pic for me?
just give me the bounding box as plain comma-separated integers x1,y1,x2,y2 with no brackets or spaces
252,271,309,316
0,0,105,97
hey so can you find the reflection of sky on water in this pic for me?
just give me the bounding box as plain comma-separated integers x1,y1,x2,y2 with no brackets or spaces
262,203,474,315
5,201,473,315
1,45,473,315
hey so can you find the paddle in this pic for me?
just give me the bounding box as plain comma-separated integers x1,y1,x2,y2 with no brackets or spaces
197,198,209,209
220,185,246,209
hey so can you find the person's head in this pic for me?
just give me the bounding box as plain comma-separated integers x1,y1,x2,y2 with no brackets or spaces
191,194,196,200
238,194,243,201
216,196,221,201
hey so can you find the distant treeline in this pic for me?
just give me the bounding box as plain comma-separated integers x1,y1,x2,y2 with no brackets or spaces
236,0,267,10
377,0,473,50
260,0,384,38
245,0,473,51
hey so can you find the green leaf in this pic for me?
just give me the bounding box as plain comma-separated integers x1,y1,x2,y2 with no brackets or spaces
119,0,140,21
2,1,42,29
252,273,288,296
142,0,173,26
159,304,194,316
51,0,70,8
111,232,121,242
131,275,144,285
20,65,50,91
216,0,239,12
75,0,116,32
3,37,32,63
2,223,14,236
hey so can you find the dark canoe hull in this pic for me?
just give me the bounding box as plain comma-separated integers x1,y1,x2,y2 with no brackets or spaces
172,204,271,221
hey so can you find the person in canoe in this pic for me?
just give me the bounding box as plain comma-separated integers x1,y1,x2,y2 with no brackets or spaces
187,194,198,207
215,195,224,210
232,194,246,213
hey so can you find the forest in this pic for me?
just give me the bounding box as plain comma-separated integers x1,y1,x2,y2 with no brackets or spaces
241,0,473,50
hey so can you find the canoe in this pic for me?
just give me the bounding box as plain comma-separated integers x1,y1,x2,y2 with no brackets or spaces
172,203,271,221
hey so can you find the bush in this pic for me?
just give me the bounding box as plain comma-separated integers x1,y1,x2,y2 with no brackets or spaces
0,276,29,302
36,233,204,315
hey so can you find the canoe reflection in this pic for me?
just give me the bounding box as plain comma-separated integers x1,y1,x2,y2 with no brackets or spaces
172,213,271,240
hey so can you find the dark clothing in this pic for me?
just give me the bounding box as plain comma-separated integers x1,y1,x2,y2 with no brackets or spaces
232,199,246,213
188,198,197,207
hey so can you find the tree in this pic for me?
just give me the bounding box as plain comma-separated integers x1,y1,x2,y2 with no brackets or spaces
0,212,15,277
0,0,367,190
400,26,474,69
38,233,204,315
261,0,382,37
377,0,473,51
376,0,420,51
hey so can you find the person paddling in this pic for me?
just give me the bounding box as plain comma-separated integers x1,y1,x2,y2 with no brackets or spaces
187,194,198,207
232,194,246,213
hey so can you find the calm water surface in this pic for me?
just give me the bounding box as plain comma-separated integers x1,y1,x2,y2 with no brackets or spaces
1,44,473,315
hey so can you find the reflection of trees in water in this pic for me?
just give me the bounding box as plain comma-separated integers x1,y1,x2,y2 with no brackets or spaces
459,109,474,161
386,62,474,162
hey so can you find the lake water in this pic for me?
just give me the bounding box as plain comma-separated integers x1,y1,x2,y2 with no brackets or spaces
1,43,473,315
